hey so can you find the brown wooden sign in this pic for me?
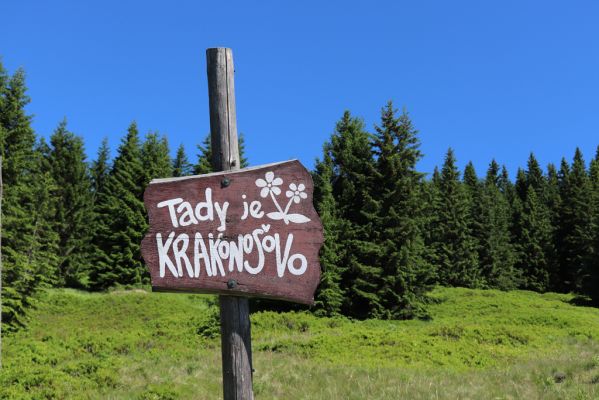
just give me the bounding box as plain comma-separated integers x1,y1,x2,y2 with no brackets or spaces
141,160,323,304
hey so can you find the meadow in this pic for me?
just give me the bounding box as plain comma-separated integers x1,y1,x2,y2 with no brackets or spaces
1,287,598,399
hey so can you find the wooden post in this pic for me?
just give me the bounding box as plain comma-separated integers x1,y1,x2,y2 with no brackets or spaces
206,48,254,400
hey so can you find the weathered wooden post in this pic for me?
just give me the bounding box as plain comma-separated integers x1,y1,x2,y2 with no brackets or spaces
206,47,253,400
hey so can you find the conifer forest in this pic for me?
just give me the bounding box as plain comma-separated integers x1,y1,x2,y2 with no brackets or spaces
1,61,599,330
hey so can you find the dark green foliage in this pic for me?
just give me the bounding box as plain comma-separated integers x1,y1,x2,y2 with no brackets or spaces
556,149,594,293
432,149,481,288
498,165,516,204
141,132,172,183
91,138,110,196
44,120,94,287
589,149,599,303
238,134,249,168
0,65,58,327
369,103,432,319
172,144,192,177
515,186,554,291
476,162,518,289
509,154,557,292
463,161,479,193
312,147,344,316
194,134,212,174
89,123,148,289
326,111,379,319
526,153,545,194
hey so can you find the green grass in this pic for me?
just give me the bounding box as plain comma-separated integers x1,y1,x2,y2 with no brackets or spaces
1,287,598,399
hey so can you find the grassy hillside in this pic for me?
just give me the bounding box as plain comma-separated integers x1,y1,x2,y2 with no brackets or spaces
1,287,598,399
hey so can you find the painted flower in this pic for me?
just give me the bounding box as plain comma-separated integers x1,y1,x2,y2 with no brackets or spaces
255,171,283,198
286,183,307,204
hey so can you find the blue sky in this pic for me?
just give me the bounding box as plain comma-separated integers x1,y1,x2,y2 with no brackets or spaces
1,1,598,177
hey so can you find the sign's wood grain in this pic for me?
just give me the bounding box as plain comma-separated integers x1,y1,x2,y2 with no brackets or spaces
141,159,323,304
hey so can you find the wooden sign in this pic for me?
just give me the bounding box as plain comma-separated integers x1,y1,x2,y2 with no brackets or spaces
141,160,323,304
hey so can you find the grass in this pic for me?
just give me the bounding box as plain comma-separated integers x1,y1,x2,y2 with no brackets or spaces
1,287,598,399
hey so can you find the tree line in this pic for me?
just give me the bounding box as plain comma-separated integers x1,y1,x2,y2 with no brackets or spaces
1,62,598,328
312,105,599,319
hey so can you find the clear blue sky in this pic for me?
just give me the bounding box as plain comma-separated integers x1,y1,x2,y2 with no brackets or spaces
1,1,598,177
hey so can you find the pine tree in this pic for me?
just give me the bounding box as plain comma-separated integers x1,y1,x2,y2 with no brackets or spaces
510,153,556,291
44,120,93,287
589,147,599,302
172,144,192,177
312,146,344,316
422,167,441,268
432,148,481,288
194,134,212,174
238,134,249,168
369,103,432,319
0,66,58,327
477,161,518,289
526,153,545,194
556,149,594,292
515,168,528,202
327,111,379,319
498,165,516,205
516,186,554,291
463,162,479,194
141,132,172,183
89,122,147,289
462,162,483,272
545,163,562,290
91,138,111,197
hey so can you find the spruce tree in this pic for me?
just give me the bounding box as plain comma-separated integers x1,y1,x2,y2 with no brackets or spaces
556,149,593,292
172,144,192,177
422,167,441,269
516,186,554,291
515,168,528,202
89,122,147,289
462,162,483,273
477,161,517,289
589,148,599,302
511,153,556,291
44,120,93,287
498,165,516,205
369,103,432,319
194,134,212,174
526,153,545,195
432,148,481,288
463,162,479,193
141,132,172,183
545,163,562,290
91,138,111,197
327,111,379,319
0,66,58,326
312,147,344,316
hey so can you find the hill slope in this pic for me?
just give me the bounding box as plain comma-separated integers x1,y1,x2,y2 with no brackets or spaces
1,287,598,399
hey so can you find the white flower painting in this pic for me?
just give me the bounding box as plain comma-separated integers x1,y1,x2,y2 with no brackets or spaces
255,172,311,225
255,171,283,198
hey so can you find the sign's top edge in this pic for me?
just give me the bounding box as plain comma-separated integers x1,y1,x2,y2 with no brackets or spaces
149,159,299,185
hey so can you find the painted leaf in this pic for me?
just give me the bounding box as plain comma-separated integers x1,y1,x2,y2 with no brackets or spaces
286,213,311,224
266,211,285,220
